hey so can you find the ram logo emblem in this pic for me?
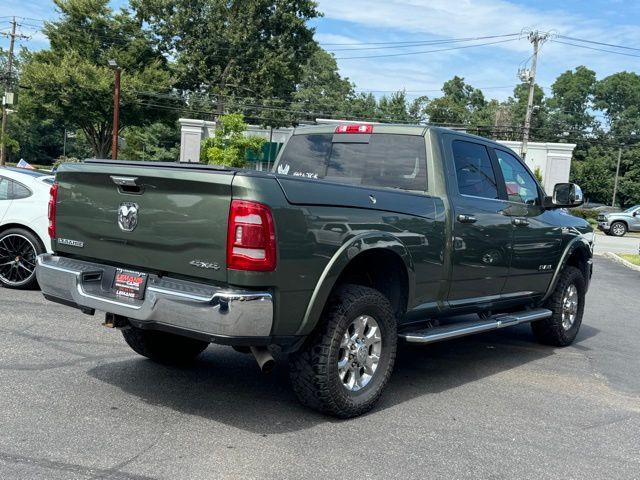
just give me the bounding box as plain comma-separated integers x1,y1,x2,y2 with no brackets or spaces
118,202,139,232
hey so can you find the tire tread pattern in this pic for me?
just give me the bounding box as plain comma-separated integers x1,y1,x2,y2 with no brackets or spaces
289,284,397,418
532,266,585,347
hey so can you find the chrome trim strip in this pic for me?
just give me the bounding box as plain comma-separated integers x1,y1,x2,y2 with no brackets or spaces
146,285,212,302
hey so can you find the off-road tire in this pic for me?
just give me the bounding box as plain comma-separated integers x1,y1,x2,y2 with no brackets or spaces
122,326,209,364
0,228,45,290
610,221,627,237
289,284,397,418
531,266,586,346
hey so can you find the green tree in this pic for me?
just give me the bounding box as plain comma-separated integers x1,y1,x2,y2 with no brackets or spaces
18,0,174,158
506,83,548,140
131,0,321,128
407,96,430,124
546,66,597,142
200,114,265,167
291,48,354,123
570,146,615,204
594,71,640,138
425,76,486,125
120,122,180,161
344,93,378,121
377,91,414,122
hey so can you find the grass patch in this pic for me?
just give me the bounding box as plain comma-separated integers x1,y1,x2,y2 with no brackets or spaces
618,254,640,266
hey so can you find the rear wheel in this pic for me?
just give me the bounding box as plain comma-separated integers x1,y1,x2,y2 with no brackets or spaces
289,284,397,418
531,266,585,346
122,325,209,364
0,228,44,289
610,221,627,237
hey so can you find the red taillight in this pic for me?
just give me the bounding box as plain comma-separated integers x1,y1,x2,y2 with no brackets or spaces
227,200,276,271
48,183,58,239
335,124,373,134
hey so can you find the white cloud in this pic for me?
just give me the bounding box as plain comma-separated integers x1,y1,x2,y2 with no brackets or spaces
316,0,640,100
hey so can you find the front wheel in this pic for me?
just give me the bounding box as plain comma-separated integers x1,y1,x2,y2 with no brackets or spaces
531,266,586,346
610,221,627,237
289,284,397,418
0,228,45,289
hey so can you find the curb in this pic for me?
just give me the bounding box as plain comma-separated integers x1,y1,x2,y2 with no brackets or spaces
603,252,640,273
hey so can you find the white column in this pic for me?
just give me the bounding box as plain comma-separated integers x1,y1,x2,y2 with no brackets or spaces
178,118,206,163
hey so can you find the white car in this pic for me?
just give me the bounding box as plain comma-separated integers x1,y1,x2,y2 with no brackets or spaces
0,167,54,289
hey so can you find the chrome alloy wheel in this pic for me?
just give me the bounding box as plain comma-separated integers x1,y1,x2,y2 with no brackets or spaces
0,234,37,287
337,315,382,392
561,284,579,330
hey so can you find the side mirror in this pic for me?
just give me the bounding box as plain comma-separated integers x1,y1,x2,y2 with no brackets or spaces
545,183,584,209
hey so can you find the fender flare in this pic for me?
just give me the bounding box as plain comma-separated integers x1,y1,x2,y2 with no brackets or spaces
541,235,592,302
295,232,415,336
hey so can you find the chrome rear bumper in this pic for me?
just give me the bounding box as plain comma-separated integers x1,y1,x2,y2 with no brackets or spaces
36,254,273,339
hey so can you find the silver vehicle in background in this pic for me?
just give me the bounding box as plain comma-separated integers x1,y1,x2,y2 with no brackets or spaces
598,205,640,237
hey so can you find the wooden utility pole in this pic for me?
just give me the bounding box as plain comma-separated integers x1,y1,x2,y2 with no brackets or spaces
611,146,622,207
520,31,549,161
108,59,121,160
111,68,121,160
1,17,29,166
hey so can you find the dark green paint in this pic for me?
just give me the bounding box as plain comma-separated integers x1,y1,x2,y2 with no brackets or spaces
51,126,593,341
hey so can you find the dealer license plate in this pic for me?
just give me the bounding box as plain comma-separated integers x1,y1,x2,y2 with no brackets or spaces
113,269,148,300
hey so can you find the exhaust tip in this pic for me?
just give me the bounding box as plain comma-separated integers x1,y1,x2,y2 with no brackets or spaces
250,346,275,375
260,358,276,375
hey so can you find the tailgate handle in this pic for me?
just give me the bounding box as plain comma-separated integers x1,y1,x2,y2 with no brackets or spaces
110,176,143,194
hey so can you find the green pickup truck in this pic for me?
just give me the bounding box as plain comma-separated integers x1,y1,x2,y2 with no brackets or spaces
37,124,593,418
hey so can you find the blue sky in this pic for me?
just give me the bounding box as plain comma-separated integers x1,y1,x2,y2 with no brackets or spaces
2,0,639,102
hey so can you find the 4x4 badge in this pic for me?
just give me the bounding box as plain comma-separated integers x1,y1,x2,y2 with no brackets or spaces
118,202,139,232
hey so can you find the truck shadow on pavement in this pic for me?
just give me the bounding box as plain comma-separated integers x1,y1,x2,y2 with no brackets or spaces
88,324,599,435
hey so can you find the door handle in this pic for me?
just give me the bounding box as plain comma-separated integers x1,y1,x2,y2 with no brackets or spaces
512,217,530,226
457,214,477,224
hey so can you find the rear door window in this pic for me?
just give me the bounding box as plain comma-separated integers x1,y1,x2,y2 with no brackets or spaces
11,181,32,200
277,133,427,191
452,140,499,200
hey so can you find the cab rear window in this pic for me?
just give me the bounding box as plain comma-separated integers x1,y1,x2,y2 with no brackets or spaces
276,133,427,191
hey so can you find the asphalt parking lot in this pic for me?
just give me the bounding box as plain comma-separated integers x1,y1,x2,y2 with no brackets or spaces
1,256,639,479
593,231,640,255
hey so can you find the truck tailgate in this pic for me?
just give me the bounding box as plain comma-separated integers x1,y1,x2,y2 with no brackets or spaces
54,162,233,283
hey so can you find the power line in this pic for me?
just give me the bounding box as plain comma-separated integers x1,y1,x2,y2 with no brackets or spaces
335,38,519,60
325,33,520,51
321,32,520,47
551,39,640,58
355,85,521,94
556,34,640,53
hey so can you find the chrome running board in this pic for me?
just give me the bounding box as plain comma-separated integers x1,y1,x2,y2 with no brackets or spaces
399,308,552,344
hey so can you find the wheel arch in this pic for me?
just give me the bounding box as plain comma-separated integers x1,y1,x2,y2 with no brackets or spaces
296,232,415,336
541,236,592,302
610,219,628,230
0,223,48,251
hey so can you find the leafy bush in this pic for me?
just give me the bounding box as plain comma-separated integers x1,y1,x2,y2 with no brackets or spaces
533,166,543,184
53,156,81,169
200,114,266,167
571,208,599,221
